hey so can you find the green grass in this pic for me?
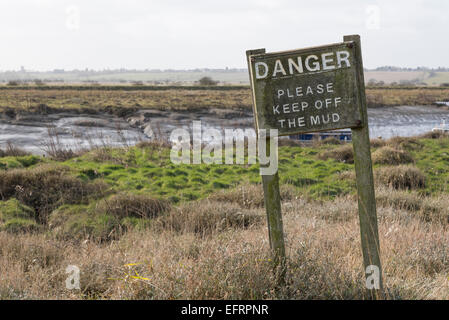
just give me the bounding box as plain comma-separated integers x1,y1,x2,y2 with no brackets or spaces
0,199,39,233
60,144,358,203
1,136,448,240
3,137,448,204
410,138,449,194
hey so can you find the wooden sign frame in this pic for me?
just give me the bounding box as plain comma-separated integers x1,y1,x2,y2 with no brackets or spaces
246,35,383,299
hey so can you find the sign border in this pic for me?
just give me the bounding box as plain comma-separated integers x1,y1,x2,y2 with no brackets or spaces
247,41,365,136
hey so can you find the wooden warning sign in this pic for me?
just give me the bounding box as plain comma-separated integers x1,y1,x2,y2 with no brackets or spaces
246,34,384,299
248,42,365,136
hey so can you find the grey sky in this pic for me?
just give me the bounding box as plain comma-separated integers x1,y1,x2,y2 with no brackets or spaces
0,0,447,71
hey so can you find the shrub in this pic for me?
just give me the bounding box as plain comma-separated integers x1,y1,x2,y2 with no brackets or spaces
375,165,426,190
34,79,45,86
318,144,354,163
372,146,414,165
41,127,81,161
198,76,218,86
0,142,29,158
7,80,19,86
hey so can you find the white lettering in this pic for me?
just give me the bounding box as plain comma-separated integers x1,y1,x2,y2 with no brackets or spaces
272,60,287,77
321,52,335,70
305,55,320,72
336,51,351,68
288,57,303,74
255,62,269,79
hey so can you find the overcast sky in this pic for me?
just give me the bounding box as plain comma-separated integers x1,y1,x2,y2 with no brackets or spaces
0,0,447,71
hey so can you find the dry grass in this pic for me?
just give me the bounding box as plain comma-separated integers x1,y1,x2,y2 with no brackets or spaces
0,142,30,157
418,131,449,139
96,193,171,219
0,88,252,114
207,182,297,209
372,146,414,165
318,144,354,163
155,200,263,237
375,165,426,190
1,87,447,116
370,138,387,148
312,137,343,147
375,186,449,224
1,191,448,299
366,87,449,107
385,136,422,151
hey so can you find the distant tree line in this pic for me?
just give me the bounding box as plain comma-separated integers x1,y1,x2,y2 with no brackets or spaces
366,66,449,72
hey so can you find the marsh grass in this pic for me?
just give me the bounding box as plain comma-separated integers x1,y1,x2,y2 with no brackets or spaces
0,87,448,114
0,164,108,223
372,146,414,165
1,191,448,299
207,182,297,209
1,133,449,299
318,144,354,163
375,165,426,190
0,142,30,158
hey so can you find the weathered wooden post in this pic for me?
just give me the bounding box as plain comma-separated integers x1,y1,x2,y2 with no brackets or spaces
345,34,383,299
246,34,384,298
246,50,286,280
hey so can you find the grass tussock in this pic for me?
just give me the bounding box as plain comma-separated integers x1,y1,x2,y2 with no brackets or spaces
0,199,40,233
155,200,263,236
418,130,449,139
375,186,449,223
375,165,426,190
370,138,387,148
372,146,414,165
339,165,427,190
207,182,297,209
385,136,422,151
318,144,354,163
278,139,304,147
48,193,170,242
96,193,171,219
0,164,108,223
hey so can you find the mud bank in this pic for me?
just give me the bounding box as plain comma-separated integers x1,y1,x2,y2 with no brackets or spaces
1,105,448,154
0,107,254,154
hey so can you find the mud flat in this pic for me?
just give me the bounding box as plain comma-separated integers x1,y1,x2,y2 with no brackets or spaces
0,113,145,155
368,105,449,139
1,105,448,154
